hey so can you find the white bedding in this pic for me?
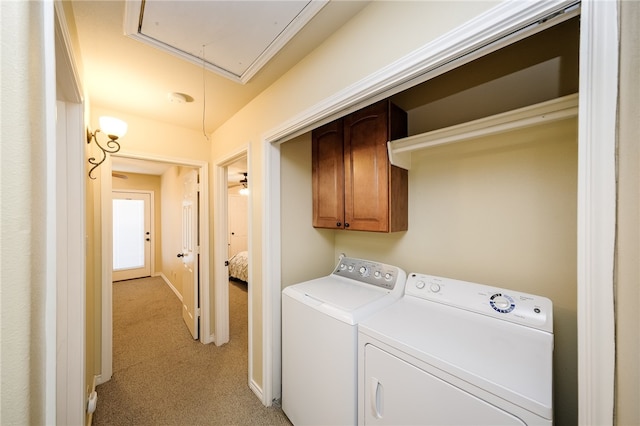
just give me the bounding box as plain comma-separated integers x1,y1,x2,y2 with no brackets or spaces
228,250,248,283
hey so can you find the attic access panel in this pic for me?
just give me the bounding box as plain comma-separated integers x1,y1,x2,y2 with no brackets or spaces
124,0,327,84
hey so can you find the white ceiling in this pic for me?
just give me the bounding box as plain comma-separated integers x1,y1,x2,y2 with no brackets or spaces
124,0,327,83
71,0,369,134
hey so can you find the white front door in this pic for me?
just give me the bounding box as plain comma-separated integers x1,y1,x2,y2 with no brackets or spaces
181,170,199,339
112,191,151,281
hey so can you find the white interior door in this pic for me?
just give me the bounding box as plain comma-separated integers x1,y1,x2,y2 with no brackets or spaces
228,193,248,257
112,191,151,281
181,170,199,339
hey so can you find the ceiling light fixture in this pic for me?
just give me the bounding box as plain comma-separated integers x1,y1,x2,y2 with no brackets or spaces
87,116,128,179
167,92,193,103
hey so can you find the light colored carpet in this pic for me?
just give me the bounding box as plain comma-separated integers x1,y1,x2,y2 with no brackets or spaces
92,276,291,425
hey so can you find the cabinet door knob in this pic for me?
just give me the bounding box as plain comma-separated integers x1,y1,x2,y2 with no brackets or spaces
345,222,350,228
336,222,342,227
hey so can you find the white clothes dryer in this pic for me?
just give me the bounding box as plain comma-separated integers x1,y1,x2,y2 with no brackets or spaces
282,256,406,426
358,273,554,425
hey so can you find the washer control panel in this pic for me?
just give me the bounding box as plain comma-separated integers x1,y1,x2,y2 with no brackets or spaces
406,273,553,332
332,257,405,290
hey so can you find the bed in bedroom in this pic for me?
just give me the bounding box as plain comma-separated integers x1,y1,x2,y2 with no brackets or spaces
227,250,248,283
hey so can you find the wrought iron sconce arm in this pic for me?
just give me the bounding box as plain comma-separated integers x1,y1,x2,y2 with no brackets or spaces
87,129,122,179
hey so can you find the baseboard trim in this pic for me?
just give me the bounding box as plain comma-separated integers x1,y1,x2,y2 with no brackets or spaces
95,373,106,385
204,330,216,345
156,272,182,302
249,378,264,405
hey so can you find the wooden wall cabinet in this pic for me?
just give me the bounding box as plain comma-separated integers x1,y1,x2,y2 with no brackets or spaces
312,100,408,232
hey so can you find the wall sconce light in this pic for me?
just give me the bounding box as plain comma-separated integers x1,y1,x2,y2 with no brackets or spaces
87,116,128,179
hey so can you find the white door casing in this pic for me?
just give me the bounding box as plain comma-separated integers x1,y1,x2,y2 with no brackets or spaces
181,170,199,339
112,191,152,281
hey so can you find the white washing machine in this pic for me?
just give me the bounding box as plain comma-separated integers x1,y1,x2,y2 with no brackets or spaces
358,273,554,425
282,256,406,426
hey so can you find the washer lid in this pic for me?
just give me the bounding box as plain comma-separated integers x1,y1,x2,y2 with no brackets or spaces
282,276,401,325
359,297,554,420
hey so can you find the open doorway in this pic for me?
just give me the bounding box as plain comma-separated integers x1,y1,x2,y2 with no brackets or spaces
213,148,251,352
99,153,210,384
226,157,249,343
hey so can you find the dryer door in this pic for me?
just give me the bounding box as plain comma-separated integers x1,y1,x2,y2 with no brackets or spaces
362,344,526,425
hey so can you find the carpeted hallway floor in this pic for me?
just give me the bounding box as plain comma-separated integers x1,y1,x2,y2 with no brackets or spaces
92,276,291,425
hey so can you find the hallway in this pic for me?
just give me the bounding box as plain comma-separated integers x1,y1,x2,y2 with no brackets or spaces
93,277,290,425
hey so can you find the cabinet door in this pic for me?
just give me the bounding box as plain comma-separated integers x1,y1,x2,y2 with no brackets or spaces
344,101,390,232
312,119,344,228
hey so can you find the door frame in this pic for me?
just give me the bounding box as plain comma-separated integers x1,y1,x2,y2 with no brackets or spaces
54,1,86,424
213,146,251,348
99,152,210,384
111,190,154,281
262,1,618,424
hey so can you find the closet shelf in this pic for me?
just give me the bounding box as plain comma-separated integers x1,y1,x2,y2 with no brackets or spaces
387,93,578,170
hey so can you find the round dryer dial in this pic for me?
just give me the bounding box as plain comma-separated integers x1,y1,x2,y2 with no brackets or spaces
358,266,370,277
489,293,516,313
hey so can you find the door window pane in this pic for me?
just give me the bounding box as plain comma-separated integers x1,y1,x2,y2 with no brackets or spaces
113,199,145,270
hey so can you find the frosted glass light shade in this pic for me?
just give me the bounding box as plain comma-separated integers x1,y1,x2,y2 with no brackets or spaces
99,116,128,139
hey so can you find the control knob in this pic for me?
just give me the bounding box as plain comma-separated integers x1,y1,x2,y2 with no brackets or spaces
490,293,516,313
359,266,369,277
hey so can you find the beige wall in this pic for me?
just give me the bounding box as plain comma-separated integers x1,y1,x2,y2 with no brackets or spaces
280,135,336,286
615,1,640,424
1,2,52,423
90,107,211,161
211,0,500,393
